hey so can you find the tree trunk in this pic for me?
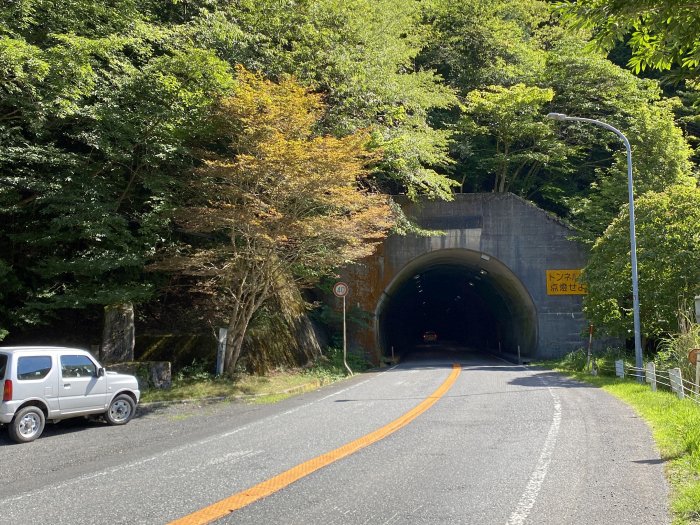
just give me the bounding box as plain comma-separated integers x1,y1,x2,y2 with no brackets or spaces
101,303,135,364
496,142,509,193
223,270,276,374
224,303,255,374
224,330,245,375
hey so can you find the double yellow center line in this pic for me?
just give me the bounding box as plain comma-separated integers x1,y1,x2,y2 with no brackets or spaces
170,363,461,525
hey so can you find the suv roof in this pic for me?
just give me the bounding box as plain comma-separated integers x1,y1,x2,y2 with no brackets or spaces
0,346,87,354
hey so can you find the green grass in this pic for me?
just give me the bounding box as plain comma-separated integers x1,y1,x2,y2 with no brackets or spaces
140,347,364,404
140,371,327,403
551,364,700,524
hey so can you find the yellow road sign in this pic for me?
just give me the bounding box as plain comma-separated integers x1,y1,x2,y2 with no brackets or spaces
546,269,587,295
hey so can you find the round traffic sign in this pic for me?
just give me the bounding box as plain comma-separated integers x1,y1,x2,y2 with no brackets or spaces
689,348,700,366
333,282,349,298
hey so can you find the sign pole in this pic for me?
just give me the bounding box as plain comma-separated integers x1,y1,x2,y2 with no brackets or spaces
342,295,352,376
333,282,352,376
216,327,227,376
691,349,700,395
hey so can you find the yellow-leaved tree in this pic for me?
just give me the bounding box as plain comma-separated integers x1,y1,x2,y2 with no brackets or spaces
166,66,395,374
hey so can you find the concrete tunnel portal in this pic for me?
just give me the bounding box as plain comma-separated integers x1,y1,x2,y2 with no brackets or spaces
342,194,591,362
375,249,537,360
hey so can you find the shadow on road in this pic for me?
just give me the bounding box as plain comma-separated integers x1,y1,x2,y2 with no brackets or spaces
506,370,595,389
389,342,508,370
389,344,596,392
0,402,176,446
0,416,107,446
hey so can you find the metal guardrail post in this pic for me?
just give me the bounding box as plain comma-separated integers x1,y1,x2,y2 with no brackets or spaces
645,362,656,392
615,359,625,378
669,368,685,399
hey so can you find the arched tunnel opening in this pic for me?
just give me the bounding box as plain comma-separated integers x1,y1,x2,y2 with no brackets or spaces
376,249,537,361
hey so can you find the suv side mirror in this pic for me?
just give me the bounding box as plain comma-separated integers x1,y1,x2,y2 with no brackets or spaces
97,367,105,377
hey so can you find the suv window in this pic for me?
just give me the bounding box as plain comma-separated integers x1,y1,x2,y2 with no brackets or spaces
0,353,7,380
60,354,96,378
17,356,53,380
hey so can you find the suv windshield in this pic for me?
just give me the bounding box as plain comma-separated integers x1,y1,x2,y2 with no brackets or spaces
0,353,7,380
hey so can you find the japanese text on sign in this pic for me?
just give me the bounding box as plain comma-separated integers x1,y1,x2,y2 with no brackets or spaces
546,269,587,295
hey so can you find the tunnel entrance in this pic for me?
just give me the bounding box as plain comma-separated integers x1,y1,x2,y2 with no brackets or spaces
375,249,537,360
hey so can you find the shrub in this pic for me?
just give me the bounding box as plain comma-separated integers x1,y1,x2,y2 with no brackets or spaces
656,317,700,381
560,348,588,371
306,347,371,383
175,359,216,383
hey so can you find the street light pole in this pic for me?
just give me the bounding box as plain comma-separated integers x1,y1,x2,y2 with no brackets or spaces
547,113,643,377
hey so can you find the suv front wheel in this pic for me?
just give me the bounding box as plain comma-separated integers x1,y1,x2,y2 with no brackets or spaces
105,394,135,425
9,405,45,443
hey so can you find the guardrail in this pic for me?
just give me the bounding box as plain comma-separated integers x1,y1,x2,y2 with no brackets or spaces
599,359,700,404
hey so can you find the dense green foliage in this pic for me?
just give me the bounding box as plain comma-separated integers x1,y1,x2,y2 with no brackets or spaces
583,186,700,338
416,0,698,227
557,0,700,80
0,0,455,340
0,2,235,333
459,83,560,194
1,0,699,357
159,67,395,373
656,320,700,383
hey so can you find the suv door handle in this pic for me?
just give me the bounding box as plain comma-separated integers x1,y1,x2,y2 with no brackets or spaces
63,383,71,387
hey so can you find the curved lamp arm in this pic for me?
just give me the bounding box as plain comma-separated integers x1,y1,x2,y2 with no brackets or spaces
547,112,643,376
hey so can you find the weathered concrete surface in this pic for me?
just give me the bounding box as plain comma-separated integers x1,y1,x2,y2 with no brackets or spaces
101,303,135,364
109,361,172,390
341,193,590,361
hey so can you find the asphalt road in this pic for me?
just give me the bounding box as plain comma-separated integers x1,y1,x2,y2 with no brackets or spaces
0,349,669,524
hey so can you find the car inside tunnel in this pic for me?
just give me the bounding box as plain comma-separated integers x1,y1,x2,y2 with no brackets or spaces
375,249,537,361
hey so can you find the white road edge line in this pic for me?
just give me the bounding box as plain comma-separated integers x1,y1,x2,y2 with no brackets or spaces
506,383,562,525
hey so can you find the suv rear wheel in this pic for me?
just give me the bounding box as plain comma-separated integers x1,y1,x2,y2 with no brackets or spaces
9,405,45,443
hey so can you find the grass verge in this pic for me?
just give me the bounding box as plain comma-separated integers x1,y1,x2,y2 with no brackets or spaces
140,371,328,403
551,365,700,524
140,347,366,404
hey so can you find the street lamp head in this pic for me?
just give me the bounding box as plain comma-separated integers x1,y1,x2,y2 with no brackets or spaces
546,112,568,121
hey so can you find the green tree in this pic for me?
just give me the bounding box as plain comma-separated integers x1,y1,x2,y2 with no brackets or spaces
419,0,550,92
568,98,696,239
543,45,696,235
417,1,697,223
178,0,459,199
160,68,395,373
0,4,234,334
459,84,565,194
416,0,588,213
557,0,700,80
582,185,700,339
674,85,700,168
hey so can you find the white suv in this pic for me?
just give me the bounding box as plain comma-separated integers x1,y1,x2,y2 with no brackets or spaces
0,346,141,443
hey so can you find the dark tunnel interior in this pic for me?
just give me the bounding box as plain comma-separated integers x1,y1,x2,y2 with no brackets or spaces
376,250,537,361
